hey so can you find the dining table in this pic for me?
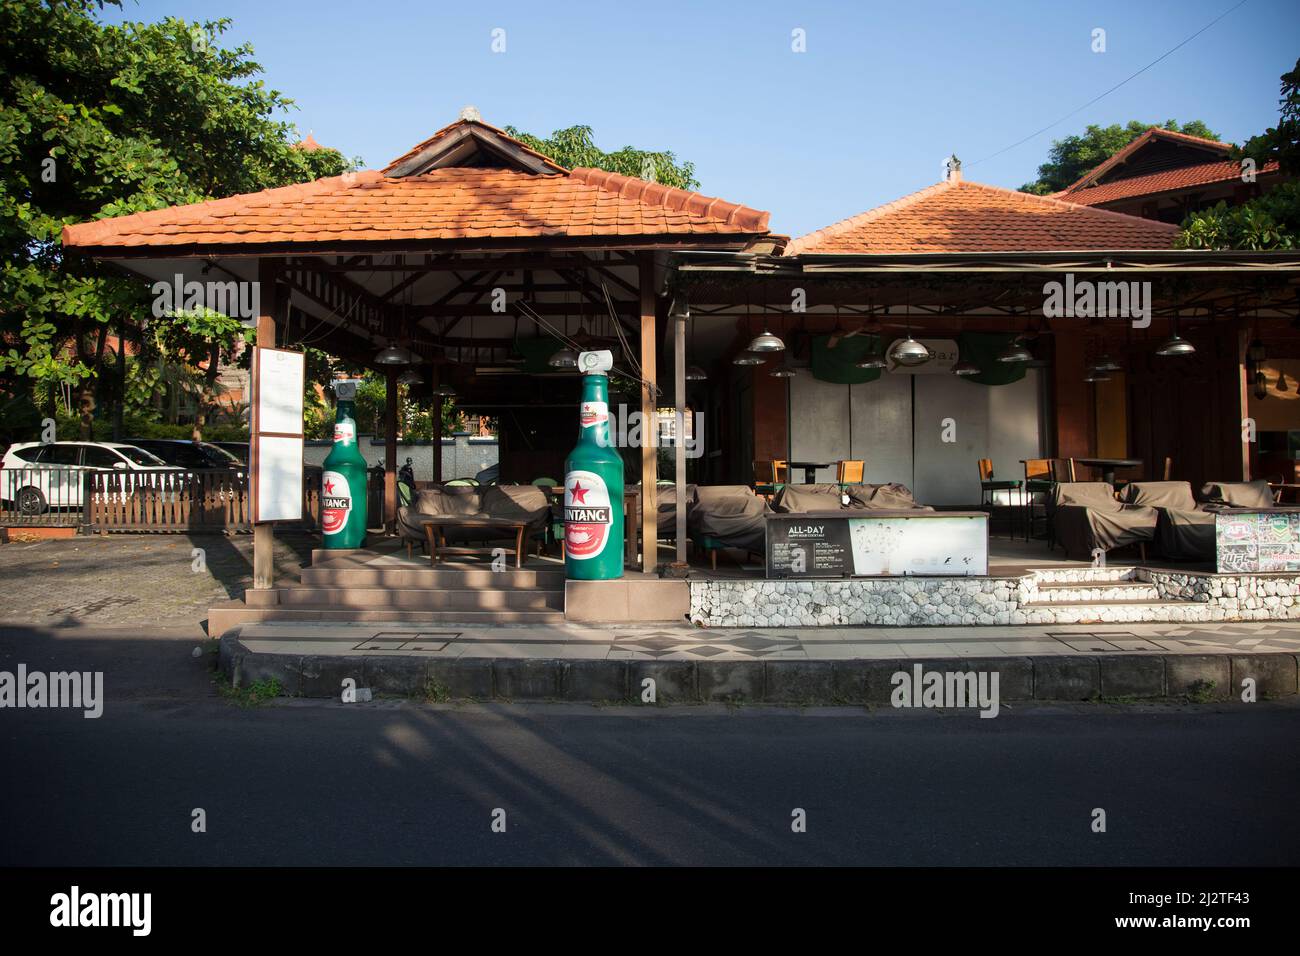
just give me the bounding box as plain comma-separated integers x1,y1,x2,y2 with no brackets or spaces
1073,457,1143,486
787,460,835,484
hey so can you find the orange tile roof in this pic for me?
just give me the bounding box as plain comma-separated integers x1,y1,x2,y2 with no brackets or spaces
785,177,1180,255
1061,127,1231,193
1061,158,1282,206
63,119,769,252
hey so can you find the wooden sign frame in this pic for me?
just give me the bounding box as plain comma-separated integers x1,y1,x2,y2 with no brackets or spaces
250,345,305,523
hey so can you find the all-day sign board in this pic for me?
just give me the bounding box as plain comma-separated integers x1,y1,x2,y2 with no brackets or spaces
251,346,305,522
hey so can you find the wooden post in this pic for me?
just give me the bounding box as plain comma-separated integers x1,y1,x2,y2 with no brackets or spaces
252,258,278,590
384,366,398,531
1239,325,1252,480
639,253,657,574
674,307,687,567
433,383,443,485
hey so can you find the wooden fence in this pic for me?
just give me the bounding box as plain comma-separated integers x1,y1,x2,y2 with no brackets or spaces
0,466,320,533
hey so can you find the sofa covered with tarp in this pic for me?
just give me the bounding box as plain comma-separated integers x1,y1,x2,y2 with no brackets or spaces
1052,481,1158,560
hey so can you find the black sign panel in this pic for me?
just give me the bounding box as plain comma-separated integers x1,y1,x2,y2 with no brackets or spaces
766,515,853,578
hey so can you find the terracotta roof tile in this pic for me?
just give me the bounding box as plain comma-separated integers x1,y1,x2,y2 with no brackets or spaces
785,178,1180,255
64,165,769,251
1061,127,1232,193
1061,158,1282,206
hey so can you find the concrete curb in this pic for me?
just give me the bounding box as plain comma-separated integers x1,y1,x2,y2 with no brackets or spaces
218,634,1300,705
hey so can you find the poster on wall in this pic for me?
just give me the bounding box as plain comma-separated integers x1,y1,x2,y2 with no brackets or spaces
251,346,305,522
1216,510,1300,573
766,513,988,578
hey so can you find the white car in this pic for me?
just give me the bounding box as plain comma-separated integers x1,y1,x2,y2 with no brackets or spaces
0,441,181,514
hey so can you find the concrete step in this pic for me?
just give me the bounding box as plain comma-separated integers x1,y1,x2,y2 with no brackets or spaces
1030,566,1142,584
271,586,563,611
1015,600,1206,624
1029,581,1162,604
218,606,565,626
300,564,565,590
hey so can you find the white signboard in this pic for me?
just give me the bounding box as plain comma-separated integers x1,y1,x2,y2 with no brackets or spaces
255,347,305,434
848,514,988,575
252,346,305,522
256,436,304,522
886,338,958,374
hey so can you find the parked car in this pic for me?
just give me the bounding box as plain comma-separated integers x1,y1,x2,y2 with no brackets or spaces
209,441,248,464
0,441,180,514
125,438,243,471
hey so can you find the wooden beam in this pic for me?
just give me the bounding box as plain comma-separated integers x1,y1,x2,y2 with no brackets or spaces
252,257,280,591
639,252,657,574
384,367,398,531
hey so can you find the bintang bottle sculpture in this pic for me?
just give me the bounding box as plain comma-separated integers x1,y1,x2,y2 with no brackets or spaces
564,351,625,580
321,379,368,549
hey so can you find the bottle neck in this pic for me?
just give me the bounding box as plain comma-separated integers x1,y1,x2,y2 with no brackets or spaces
577,374,612,449
333,401,358,447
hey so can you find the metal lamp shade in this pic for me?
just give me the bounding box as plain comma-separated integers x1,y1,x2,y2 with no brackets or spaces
747,329,785,352
951,360,981,377
432,382,457,398
397,369,422,386
685,365,708,381
548,347,579,369
374,345,411,365
1092,354,1122,372
732,351,765,366
1083,367,1112,383
768,364,797,378
855,352,888,370
1155,334,1196,357
996,340,1033,363
890,336,931,367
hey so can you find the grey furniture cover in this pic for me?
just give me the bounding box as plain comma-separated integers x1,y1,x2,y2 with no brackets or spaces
1053,481,1157,561
656,483,698,538
1121,481,1214,561
688,485,770,552
1200,480,1276,509
397,484,548,544
774,482,934,513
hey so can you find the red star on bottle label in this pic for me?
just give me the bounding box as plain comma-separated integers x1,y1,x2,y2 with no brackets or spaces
569,480,589,504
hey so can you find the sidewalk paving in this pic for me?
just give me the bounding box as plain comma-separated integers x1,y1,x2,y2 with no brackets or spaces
231,619,1300,661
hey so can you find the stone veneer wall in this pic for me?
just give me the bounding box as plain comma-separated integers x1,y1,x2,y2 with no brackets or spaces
688,567,1300,627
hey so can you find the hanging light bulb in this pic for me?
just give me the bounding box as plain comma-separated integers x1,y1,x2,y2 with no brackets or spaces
685,365,708,381
952,359,981,377
1155,333,1195,356
374,343,410,365
547,346,578,369
747,326,785,352
889,335,931,367
996,338,1033,363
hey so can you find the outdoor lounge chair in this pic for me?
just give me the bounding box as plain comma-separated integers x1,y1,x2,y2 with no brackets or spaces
1121,480,1214,561
773,481,934,513
1200,480,1280,510
687,485,770,570
1051,481,1158,562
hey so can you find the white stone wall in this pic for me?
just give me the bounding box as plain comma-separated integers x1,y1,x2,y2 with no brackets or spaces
688,566,1300,627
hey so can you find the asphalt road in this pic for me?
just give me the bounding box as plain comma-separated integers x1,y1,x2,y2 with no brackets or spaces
1,625,1298,867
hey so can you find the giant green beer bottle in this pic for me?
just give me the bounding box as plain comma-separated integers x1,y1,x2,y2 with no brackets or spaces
564,353,624,579
321,380,368,549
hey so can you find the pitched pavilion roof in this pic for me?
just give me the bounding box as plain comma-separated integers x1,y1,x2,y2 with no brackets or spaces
1059,127,1233,194
1061,157,1282,206
62,117,769,252
785,174,1180,255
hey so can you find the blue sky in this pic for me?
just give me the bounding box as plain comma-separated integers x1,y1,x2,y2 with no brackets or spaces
104,0,1299,237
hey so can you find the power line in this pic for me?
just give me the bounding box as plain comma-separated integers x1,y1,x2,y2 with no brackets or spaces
968,0,1250,168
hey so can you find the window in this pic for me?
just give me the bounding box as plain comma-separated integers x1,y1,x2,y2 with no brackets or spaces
115,446,166,467
43,444,82,467
8,445,45,463
81,445,124,469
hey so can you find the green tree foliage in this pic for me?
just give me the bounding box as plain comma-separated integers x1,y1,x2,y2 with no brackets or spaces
504,124,700,191
1019,120,1219,195
0,0,357,435
1178,59,1300,251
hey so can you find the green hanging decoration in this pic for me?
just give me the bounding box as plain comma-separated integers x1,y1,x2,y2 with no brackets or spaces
955,332,1027,386
810,333,884,384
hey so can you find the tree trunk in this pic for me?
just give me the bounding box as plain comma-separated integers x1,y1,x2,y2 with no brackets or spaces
193,342,221,442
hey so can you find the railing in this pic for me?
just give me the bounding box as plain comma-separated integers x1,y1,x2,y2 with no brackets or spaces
0,466,86,527
0,466,321,533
